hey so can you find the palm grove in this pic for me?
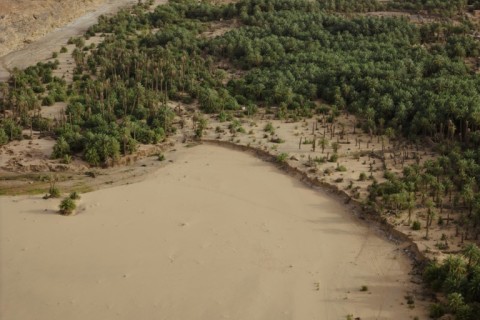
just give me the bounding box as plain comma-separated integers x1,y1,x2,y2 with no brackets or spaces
0,0,480,318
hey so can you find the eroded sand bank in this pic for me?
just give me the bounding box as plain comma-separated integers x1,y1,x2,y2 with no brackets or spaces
0,145,426,320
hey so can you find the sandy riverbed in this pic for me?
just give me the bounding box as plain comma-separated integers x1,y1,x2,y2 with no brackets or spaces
0,145,426,320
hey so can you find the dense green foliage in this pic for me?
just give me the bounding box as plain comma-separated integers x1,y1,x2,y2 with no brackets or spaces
389,0,480,16
424,244,480,319
2,0,480,164
389,0,467,16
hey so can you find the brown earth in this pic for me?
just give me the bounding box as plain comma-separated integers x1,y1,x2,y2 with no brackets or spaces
0,0,144,82
0,0,107,57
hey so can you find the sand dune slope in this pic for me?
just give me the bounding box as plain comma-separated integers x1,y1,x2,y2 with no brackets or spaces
0,145,425,320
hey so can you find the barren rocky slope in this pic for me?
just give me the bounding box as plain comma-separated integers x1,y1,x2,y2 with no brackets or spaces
0,0,109,57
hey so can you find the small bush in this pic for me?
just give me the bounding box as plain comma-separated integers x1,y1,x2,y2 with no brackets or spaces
438,216,444,226
405,294,415,305
62,154,72,164
324,168,333,175
59,197,76,216
359,172,367,181
60,46,68,53
314,156,326,164
52,52,58,59
270,137,284,143
69,192,80,200
436,242,448,250
42,95,55,106
48,186,61,198
157,153,165,161
276,153,288,163
0,128,8,145
384,170,396,181
336,164,347,172
360,285,368,292
264,122,275,134
329,153,338,162
412,220,421,230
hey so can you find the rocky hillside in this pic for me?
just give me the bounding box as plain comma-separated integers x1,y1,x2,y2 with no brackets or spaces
0,0,106,57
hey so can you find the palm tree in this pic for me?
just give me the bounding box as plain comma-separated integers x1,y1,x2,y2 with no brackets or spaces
462,244,480,270
466,266,480,302
447,293,465,313
444,178,454,225
425,199,435,239
461,179,475,216
319,137,328,153
331,141,340,154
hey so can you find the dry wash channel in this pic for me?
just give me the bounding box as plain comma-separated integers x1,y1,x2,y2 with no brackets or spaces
0,145,427,320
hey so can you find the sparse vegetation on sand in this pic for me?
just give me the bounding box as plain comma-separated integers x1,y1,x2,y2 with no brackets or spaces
59,197,76,215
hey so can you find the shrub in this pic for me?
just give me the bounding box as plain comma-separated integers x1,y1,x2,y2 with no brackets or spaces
314,156,326,164
438,216,444,225
360,285,368,292
264,122,275,134
324,168,333,175
42,95,55,106
412,220,421,230
436,242,448,250
0,128,8,145
270,137,284,143
405,294,415,305
59,197,76,216
62,154,72,164
429,303,446,318
384,170,396,181
359,172,367,181
52,137,71,159
329,153,338,162
217,111,230,122
1,119,22,141
48,186,61,198
60,46,68,53
276,152,288,163
336,164,347,172
69,192,80,200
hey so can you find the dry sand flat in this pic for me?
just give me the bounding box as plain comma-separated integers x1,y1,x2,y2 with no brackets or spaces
0,145,426,320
